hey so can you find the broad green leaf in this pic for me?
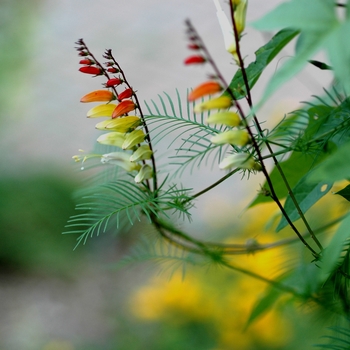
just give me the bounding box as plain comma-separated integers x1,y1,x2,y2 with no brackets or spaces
251,0,350,104
226,29,299,100
253,0,336,32
249,152,320,207
245,287,282,329
276,173,332,231
335,184,350,201
320,214,350,282
308,141,350,182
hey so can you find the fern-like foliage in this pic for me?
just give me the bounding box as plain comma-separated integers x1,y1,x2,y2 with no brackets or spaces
64,177,194,247
144,90,231,176
315,327,350,349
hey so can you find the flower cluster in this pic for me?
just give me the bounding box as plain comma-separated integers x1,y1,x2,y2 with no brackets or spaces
184,20,260,172
73,39,154,184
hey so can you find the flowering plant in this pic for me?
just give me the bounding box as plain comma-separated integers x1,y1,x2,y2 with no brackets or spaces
66,0,350,346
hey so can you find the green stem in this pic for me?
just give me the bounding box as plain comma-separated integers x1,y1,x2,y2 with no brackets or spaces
228,6,322,254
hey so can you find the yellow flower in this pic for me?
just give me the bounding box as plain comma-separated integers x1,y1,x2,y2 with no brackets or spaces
87,104,118,118
101,152,141,172
211,129,249,146
96,132,126,148
134,164,153,183
233,0,248,36
206,111,241,127
95,116,141,133
130,145,153,162
219,153,258,170
194,96,232,113
122,129,146,150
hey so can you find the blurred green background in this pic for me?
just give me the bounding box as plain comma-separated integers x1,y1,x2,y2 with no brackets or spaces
0,0,339,349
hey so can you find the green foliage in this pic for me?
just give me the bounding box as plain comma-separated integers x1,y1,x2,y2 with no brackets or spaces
315,327,350,349
253,0,350,103
227,28,299,100
68,1,350,348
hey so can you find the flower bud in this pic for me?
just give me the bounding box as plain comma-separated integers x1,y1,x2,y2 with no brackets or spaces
118,88,133,101
106,78,123,87
97,132,126,148
87,104,118,118
194,96,232,113
135,164,153,183
234,0,248,36
101,152,141,172
188,81,223,102
95,116,141,133
80,90,116,103
79,66,102,75
184,55,206,65
187,44,201,50
206,111,241,127
211,129,249,146
130,145,153,162
219,153,257,170
107,67,119,73
112,100,137,118
122,129,146,150
79,59,94,65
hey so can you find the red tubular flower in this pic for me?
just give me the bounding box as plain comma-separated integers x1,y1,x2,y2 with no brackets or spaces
112,100,136,118
184,55,206,65
79,66,102,75
106,78,123,87
188,81,223,101
118,88,133,101
187,44,201,50
79,59,94,65
107,67,119,73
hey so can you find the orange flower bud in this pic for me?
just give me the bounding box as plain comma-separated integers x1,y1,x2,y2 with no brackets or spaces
79,66,102,75
106,78,123,87
80,90,116,103
112,100,137,118
118,88,133,101
188,81,222,102
184,55,206,65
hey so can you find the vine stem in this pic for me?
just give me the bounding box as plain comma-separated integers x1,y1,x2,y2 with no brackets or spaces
228,4,323,253
185,20,319,257
105,50,158,193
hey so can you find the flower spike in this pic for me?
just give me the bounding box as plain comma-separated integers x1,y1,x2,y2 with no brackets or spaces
130,145,153,162
188,81,222,102
101,152,141,172
112,100,137,119
80,90,116,103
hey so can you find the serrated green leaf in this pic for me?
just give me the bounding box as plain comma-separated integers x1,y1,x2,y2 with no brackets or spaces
320,214,350,282
276,174,332,231
335,184,350,201
308,141,350,182
226,29,299,100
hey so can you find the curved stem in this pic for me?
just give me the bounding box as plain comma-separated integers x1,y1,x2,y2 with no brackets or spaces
228,6,322,253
